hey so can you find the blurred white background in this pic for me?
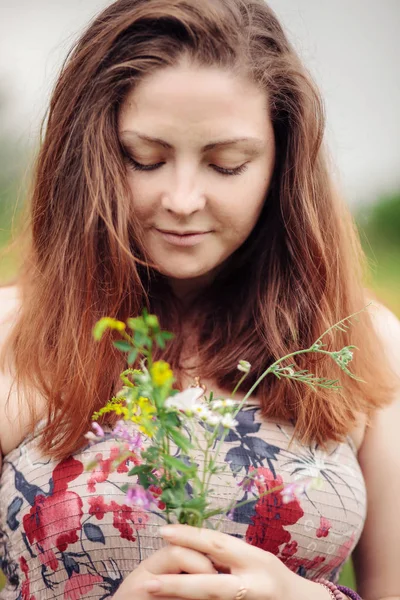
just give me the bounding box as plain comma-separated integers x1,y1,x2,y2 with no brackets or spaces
0,0,399,206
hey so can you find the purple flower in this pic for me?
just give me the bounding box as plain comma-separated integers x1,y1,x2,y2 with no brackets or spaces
92,422,105,437
84,421,106,444
126,485,156,510
237,473,263,495
113,420,142,452
226,508,235,520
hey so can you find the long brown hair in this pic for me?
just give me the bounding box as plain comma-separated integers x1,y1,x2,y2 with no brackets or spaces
1,0,396,459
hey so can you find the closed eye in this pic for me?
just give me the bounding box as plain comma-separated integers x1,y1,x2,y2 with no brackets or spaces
124,155,248,177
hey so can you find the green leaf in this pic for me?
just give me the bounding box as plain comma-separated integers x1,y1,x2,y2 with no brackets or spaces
134,331,152,347
127,317,147,333
162,332,174,341
144,314,160,331
142,446,160,462
168,428,194,454
138,472,152,488
161,486,186,507
163,412,181,428
182,496,207,511
128,465,145,477
113,340,132,352
155,333,166,349
127,349,138,365
163,455,196,473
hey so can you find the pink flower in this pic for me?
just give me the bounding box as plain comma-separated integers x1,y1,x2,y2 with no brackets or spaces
113,420,143,452
126,485,156,510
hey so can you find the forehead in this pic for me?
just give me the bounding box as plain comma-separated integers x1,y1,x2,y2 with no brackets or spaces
118,64,273,149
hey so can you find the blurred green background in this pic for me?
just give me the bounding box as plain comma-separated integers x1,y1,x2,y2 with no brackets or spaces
0,147,399,591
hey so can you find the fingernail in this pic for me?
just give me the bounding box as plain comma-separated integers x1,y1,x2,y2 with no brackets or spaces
144,580,162,593
159,526,173,537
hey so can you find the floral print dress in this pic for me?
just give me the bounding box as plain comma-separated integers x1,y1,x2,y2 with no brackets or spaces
0,404,366,599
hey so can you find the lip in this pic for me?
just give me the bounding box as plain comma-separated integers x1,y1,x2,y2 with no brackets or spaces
154,228,212,247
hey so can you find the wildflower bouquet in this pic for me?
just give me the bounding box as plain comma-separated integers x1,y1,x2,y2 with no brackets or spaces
87,307,367,529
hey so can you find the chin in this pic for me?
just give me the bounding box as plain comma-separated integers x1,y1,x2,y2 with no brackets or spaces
155,261,219,282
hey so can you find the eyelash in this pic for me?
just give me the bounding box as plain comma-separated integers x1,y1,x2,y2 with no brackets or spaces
124,156,248,177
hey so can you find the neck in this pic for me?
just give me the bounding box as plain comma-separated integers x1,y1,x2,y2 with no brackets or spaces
167,271,217,304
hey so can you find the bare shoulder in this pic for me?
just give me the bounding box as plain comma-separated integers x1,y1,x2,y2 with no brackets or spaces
349,298,400,451
352,301,400,595
0,285,46,458
368,299,400,369
0,285,23,456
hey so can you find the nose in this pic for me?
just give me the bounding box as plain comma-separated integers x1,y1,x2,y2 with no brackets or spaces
161,166,206,216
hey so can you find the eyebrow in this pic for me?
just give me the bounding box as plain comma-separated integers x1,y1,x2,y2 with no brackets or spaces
119,130,265,152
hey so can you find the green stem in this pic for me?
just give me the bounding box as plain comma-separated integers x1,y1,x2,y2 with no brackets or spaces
231,372,249,398
232,347,339,418
312,303,371,347
204,427,230,491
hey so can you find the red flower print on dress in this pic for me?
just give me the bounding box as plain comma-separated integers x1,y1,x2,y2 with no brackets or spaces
245,467,304,555
316,516,332,538
109,500,149,542
87,446,130,493
22,457,84,571
283,553,326,574
88,496,111,520
63,572,103,600
314,533,356,579
19,556,36,600
281,541,298,558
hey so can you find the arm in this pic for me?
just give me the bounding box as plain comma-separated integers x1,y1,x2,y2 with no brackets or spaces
352,303,400,600
0,285,25,459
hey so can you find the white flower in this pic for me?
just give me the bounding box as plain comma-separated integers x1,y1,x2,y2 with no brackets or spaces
193,405,213,419
165,387,204,412
211,399,238,411
237,360,251,373
220,414,239,429
204,413,222,427
280,367,294,376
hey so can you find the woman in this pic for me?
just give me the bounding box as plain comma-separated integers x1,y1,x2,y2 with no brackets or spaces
0,0,399,598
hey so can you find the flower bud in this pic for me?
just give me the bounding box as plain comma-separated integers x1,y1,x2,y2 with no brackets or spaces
237,360,251,373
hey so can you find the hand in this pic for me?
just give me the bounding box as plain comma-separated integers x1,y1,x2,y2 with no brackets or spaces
113,542,217,600
142,524,331,600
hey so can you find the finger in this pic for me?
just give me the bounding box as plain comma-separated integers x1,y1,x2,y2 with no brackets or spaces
146,544,218,576
159,525,259,569
143,573,240,600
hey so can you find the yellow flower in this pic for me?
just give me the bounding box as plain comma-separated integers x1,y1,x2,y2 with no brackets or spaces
137,396,156,418
151,361,174,386
131,396,157,437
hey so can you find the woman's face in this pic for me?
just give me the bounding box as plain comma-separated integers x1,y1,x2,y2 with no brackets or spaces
118,61,275,295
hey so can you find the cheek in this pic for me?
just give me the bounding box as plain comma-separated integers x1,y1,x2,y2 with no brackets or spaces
127,176,156,219
219,186,266,238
